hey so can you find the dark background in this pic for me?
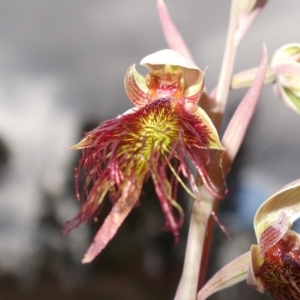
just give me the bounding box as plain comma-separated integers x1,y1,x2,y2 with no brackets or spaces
0,1,300,299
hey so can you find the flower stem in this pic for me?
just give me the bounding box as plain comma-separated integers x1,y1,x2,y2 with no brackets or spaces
174,1,241,299
198,43,268,289
212,0,240,130
197,0,241,287
174,189,215,300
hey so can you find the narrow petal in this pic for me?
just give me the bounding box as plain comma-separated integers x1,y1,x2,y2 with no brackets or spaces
156,0,194,62
82,180,143,263
197,251,250,300
192,106,224,150
247,244,265,293
271,43,300,114
124,64,149,107
183,68,206,110
256,211,290,257
274,63,300,103
274,82,300,114
151,166,183,241
62,178,111,234
222,45,268,167
231,66,276,89
254,179,300,254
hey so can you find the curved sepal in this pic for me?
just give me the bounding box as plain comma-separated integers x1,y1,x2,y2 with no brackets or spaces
272,43,300,64
273,62,300,93
193,106,224,150
254,179,300,255
247,244,265,293
276,84,300,113
197,251,250,300
273,65,300,113
183,67,207,111
124,64,149,108
271,43,300,114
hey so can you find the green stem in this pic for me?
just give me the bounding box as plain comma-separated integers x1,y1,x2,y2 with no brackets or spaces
174,189,215,300
197,212,216,289
174,1,241,299
198,0,241,286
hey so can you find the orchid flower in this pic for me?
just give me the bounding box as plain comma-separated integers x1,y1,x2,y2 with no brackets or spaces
231,43,300,114
197,179,300,300
63,49,223,264
57,0,300,298
271,43,300,114
248,179,300,299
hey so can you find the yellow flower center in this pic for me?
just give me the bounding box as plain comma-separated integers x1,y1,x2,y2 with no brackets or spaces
117,99,180,176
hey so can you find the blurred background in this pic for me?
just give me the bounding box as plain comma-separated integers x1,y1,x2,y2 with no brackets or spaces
0,1,299,299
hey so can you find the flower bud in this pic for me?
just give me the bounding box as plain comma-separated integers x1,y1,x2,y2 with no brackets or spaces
271,43,300,114
239,0,268,15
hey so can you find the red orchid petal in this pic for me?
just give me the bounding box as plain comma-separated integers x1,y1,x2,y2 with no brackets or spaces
157,0,194,62
197,251,250,300
254,179,300,254
247,244,265,293
124,64,149,108
82,180,143,263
